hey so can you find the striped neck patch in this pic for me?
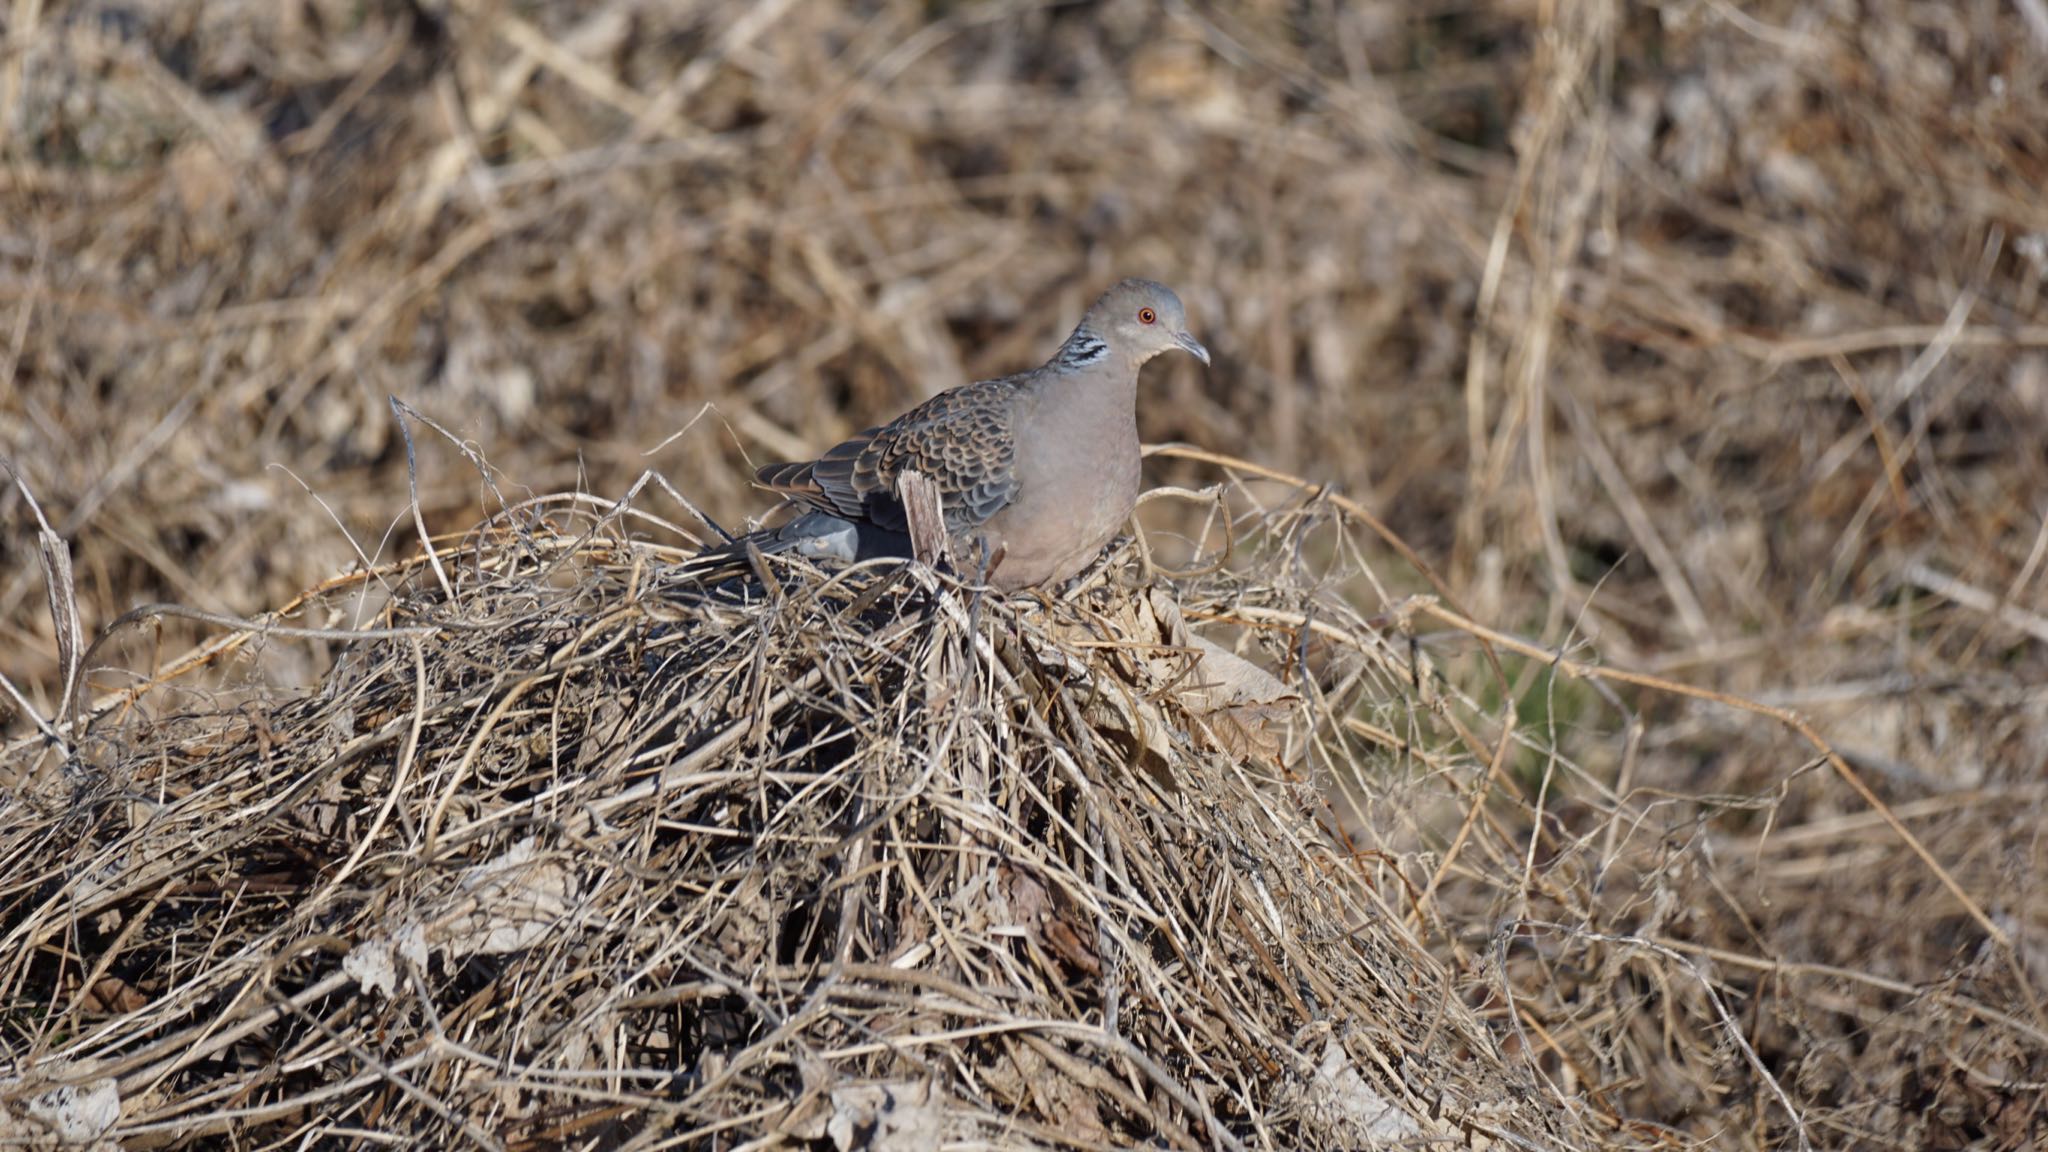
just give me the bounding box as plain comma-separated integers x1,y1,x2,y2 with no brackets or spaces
1054,329,1109,369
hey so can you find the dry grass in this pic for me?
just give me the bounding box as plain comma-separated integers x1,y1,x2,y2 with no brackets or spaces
1,472,1600,1148
3,0,2047,1148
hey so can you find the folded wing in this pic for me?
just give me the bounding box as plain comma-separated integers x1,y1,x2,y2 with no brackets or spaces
755,378,1023,537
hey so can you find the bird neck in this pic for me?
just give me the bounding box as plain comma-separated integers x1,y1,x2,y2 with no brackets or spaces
1049,324,1113,372
1036,328,1141,425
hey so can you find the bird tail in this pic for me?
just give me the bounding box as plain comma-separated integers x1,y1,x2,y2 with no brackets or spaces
669,533,768,586
671,512,864,586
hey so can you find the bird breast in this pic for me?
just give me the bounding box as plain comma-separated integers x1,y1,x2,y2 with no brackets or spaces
981,384,1142,589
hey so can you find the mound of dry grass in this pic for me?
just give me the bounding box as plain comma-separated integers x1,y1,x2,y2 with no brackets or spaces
4,461,1603,1149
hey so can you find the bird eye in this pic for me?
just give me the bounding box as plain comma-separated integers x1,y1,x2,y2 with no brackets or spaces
1137,307,1157,325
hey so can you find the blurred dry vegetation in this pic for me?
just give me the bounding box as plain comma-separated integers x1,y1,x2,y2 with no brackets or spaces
3,0,2048,1147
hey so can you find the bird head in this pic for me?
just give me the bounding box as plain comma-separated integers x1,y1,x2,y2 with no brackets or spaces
1087,278,1210,367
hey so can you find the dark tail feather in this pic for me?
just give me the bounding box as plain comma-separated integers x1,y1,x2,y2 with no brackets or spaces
672,512,865,585
670,534,766,586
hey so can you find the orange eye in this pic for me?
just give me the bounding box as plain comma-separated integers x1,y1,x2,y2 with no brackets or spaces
1138,307,1157,324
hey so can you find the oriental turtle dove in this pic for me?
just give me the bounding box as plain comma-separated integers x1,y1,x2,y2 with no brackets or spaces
685,278,1208,591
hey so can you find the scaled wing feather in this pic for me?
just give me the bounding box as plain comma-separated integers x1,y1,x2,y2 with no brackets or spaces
755,381,1021,536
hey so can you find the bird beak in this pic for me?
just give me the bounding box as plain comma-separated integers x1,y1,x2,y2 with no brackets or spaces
1174,331,1211,366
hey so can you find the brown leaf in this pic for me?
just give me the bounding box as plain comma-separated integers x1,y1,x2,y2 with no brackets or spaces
999,862,1100,977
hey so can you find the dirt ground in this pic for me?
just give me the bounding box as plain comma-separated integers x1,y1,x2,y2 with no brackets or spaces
3,1,2046,1148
